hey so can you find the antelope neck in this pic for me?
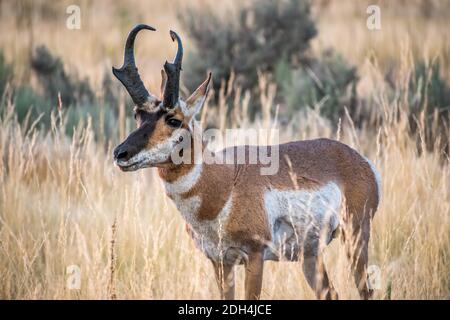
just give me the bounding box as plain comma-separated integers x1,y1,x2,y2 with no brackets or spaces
157,138,205,184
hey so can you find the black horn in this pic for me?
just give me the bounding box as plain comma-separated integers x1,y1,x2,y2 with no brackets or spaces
112,24,156,106
162,30,183,109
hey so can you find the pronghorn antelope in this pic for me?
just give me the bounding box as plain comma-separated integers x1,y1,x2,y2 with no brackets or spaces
112,24,381,300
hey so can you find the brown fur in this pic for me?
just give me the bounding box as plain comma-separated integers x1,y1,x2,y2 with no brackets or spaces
115,73,379,300
158,139,379,249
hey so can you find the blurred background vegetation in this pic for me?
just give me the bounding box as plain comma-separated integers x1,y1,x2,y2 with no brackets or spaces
0,0,449,300
0,0,449,149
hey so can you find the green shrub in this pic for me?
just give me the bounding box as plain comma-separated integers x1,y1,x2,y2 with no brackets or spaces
0,47,123,141
64,104,119,140
0,52,13,98
102,71,120,111
278,50,358,121
30,45,95,107
180,0,317,93
409,60,450,115
13,85,52,128
180,0,360,122
407,60,450,153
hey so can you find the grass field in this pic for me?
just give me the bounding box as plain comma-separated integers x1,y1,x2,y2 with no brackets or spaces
0,0,449,299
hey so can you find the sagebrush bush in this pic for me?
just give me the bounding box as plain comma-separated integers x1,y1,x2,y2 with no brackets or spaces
13,85,52,127
179,0,317,93
407,60,450,153
408,60,450,114
0,51,13,98
30,45,95,107
0,47,123,141
180,0,360,121
277,49,358,121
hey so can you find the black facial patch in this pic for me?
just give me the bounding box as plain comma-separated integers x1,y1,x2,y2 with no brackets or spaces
114,108,166,162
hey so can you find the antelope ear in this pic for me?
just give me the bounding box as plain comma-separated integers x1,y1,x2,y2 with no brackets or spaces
184,72,212,117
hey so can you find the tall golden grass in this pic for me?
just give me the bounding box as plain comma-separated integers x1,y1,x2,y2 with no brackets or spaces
0,0,449,299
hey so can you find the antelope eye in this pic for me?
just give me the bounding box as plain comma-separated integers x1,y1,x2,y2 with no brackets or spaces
166,118,182,128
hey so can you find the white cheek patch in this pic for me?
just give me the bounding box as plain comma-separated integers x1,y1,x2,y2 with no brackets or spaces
126,128,187,167
128,143,171,166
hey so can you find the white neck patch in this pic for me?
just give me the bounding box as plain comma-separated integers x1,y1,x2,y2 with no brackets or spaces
163,163,203,195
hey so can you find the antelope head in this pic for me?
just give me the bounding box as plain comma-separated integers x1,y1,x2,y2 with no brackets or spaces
112,24,211,171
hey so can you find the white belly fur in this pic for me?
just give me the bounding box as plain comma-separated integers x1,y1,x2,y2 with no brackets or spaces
263,182,342,260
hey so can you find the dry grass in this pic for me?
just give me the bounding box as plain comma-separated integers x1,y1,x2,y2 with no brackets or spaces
1,65,449,299
0,0,449,299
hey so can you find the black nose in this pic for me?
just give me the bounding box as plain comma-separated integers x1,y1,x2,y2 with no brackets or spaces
113,146,129,161
116,150,128,160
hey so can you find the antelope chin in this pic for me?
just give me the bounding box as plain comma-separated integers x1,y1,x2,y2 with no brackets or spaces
115,160,147,172
114,160,154,172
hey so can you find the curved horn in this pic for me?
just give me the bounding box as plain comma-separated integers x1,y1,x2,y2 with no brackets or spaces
162,30,183,109
112,24,156,106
